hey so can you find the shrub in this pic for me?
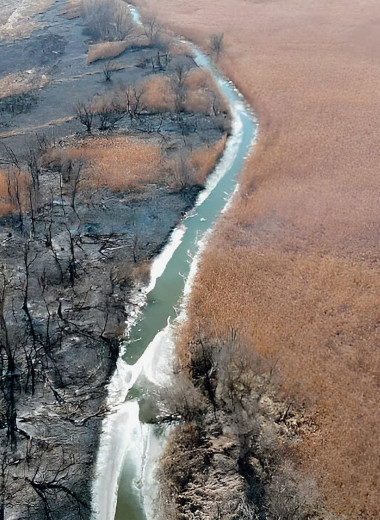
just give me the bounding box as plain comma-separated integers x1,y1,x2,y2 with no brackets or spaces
140,75,175,113
87,41,129,63
190,135,227,185
82,0,133,41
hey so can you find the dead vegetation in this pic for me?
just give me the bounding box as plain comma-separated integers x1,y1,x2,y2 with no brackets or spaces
82,0,133,42
87,41,130,64
156,333,321,520
190,135,227,185
0,71,49,100
0,0,53,40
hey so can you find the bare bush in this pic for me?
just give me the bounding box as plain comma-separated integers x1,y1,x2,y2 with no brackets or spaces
209,32,224,59
87,41,129,63
74,101,94,133
165,151,195,189
82,0,133,41
141,75,174,113
265,462,319,520
159,372,206,422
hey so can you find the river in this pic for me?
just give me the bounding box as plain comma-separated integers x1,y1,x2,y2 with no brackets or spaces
91,9,257,519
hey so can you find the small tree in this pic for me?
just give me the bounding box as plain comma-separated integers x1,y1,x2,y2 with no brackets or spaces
210,32,224,59
171,64,189,114
103,61,113,82
125,84,145,120
143,16,162,45
74,101,94,133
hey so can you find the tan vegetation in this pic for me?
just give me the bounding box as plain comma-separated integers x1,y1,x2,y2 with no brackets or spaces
0,70,49,99
168,40,193,57
140,68,228,115
137,0,380,517
0,169,14,215
190,134,226,185
87,41,130,63
141,75,175,112
158,335,320,519
0,0,53,39
62,0,81,19
41,137,163,192
41,135,227,194
0,168,30,216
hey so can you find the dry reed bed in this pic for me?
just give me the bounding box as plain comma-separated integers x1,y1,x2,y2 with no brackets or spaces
87,41,130,63
140,68,228,115
0,0,53,39
136,0,380,517
190,134,226,185
0,71,49,99
40,134,227,194
90,68,228,116
0,168,30,215
41,137,163,192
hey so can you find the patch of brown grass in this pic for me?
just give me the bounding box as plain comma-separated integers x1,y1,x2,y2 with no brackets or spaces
141,75,175,112
184,68,228,115
168,40,193,57
0,0,53,40
0,170,13,215
41,137,163,191
61,0,81,19
141,68,228,115
137,0,380,517
0,70,49,99
87,41,129,63
190,135,227,185
0,168,30,216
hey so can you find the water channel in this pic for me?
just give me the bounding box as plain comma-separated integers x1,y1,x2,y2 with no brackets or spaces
92,8,257,519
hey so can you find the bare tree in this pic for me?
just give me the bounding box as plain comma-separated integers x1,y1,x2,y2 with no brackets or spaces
167,151,194,189
7,167,25,233
82,0,133,41
0,269,18,444
74,101,94,133
171,63,189,114
209,32,224,59
27,446,89,519
103,60,113,82
125,83,145,120
143,16,162,45
24,140,40,190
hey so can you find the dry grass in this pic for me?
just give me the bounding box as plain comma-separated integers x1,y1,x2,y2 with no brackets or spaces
141,75,175,112
137,0,380,517
184,68,229,114
87,41,129,63
0,0,53,40
0,169,13,215
61,0,81,19
41,137,163,191
168,40,193,57
0,168,30,216
0,70,49,99
141,68,228,115
190,135,227,185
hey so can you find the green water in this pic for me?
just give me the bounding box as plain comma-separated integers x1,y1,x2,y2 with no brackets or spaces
112,49,256,520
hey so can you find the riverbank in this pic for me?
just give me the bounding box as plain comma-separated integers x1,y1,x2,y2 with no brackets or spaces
136,0,380,517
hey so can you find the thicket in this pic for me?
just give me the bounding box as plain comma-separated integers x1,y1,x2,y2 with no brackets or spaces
156,332,321,520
